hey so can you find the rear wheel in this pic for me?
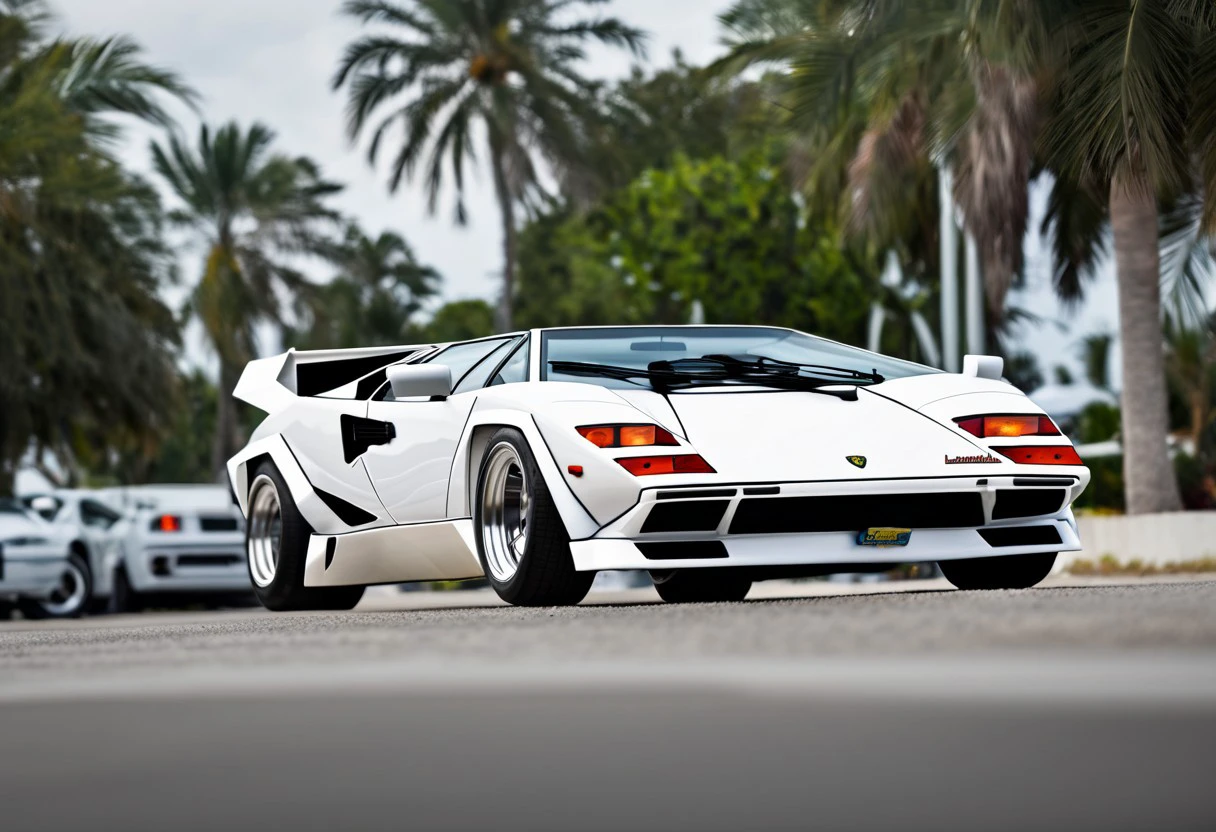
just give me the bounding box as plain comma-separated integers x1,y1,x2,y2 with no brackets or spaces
474,429,594,607
19,551,92,619
247,462,364,612
650,569,752,603
939,552,1057,590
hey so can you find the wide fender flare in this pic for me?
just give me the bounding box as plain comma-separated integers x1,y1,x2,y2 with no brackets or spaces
228,434,393,536
447,408,600,541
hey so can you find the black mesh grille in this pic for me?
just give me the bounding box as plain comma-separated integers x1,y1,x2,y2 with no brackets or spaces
978,526,1062,547
992,489,1066,520
637,541,729,560
641,501,730,534
728,492,984,535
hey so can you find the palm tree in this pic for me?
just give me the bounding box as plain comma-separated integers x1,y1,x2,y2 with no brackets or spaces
1040,0,1216,513
152,122,344,477
333,0,646,329
0,0,195,494
715,0,1048,317
287,225,441,349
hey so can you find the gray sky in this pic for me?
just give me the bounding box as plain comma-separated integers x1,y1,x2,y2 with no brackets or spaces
51,0,1119,383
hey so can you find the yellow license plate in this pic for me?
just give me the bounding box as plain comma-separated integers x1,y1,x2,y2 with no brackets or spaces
857,527,912,547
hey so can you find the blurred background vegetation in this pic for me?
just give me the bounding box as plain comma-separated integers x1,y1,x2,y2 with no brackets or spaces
2,0,1215,514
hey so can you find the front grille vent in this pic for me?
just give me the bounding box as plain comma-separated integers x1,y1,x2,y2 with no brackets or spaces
728,492,985,535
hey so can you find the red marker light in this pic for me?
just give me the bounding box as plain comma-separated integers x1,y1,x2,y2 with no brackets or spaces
154,514,182,532
567,465,584,477
616,454,716,476
994,446,1084,465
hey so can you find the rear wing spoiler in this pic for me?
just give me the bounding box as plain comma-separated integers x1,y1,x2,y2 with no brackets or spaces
233,344,435,413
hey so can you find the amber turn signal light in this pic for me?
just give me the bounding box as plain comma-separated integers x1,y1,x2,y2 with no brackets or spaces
955,414,1060,439
577,424,678,449
616,454,716,476
995,446,1084,465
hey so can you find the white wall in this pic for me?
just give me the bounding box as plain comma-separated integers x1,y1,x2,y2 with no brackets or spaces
1059,511,1216,568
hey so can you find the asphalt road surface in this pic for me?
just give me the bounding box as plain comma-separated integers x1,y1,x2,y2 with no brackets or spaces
2,577,1214,832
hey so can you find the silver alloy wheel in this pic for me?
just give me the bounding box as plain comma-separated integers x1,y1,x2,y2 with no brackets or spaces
247,474,282,588
40,557,88,616
480,442,532,582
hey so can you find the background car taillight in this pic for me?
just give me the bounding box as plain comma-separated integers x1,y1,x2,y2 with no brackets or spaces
578,424,679,448
616,454,715,476
995,446,1084,465
150,514,182,532
955,414,1060,438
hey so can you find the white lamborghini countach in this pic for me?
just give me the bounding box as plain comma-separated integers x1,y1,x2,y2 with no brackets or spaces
227,326,1089,609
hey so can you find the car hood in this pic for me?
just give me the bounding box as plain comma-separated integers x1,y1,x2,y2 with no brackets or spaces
615,385,1000,482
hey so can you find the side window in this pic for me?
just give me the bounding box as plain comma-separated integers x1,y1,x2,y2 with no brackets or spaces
81,500,121,530
489,338,529,387
453,338,520,394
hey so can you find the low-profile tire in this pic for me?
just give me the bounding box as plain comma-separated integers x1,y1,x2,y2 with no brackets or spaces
649,569,753,603
19,551,92,619
247,461,365,612
474,428,594,607
108,565,143,614
939,552,1057,590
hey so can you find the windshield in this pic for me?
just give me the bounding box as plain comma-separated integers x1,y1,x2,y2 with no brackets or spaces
541,327,937,390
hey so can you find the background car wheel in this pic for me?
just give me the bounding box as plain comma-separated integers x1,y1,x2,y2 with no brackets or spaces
246,462,364,612
108,565,143,614
19,551,92,619
649,569,752,603
474,428,594,607
939,552,1057,590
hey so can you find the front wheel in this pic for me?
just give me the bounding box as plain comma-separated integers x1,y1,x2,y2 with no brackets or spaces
474,428,594,607
939,552,1057,590
19,551,92,619
246,462,364,612
650,569,752,603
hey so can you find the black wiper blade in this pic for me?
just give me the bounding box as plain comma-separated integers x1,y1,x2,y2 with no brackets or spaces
548,360,861,401
697,354,885,384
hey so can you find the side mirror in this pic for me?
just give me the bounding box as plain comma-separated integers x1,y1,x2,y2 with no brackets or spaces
29,495,58,519
387,364,453,399
962,354,1004,380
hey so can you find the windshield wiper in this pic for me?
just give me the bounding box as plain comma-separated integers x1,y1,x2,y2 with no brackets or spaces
548,358,873,401
663,355,884,385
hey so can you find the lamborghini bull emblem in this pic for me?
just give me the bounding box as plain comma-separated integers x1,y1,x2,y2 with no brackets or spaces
847,455,867,469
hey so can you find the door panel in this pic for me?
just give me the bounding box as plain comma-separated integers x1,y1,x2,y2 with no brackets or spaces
364,396,477,524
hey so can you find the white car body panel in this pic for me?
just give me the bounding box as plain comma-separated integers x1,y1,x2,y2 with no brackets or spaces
228,326,1091,590
0,507,71,600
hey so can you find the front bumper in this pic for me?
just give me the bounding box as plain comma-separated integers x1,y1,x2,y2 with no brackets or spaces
571,475,1082,572
129,542,252,593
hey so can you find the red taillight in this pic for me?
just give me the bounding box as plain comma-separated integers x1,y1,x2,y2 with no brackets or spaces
955,414,1060,438
153,514,182,532
995,446,1084,465
577,424,679,449
616,454,716,476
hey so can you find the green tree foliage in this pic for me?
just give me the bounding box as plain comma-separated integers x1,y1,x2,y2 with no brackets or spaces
152,122,344,478
517,154,873,349
0,0,194,496
285,225,440,350
333,0,646,329
425,299,496,343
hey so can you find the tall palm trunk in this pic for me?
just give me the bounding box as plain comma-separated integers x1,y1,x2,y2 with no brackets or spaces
1110,172,1183,514
489,133,517,332
211,361,239,482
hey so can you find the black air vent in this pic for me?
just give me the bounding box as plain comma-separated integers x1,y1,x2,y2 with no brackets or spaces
341,414,396,463
729,492,985,535
979,526,1062,547
199,516,240,532
637,541,729,560
641,500,730,534
991,489,1066,520
315,488,377,527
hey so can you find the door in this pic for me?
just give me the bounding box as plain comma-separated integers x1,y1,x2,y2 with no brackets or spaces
363,337,519,524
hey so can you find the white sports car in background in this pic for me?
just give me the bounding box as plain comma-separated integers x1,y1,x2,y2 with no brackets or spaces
97,485,251,612
0,499,84,619
21,490,127,616
228,325,1090,610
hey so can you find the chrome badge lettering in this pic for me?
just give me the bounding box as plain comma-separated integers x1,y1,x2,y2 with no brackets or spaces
944,453,1001,464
